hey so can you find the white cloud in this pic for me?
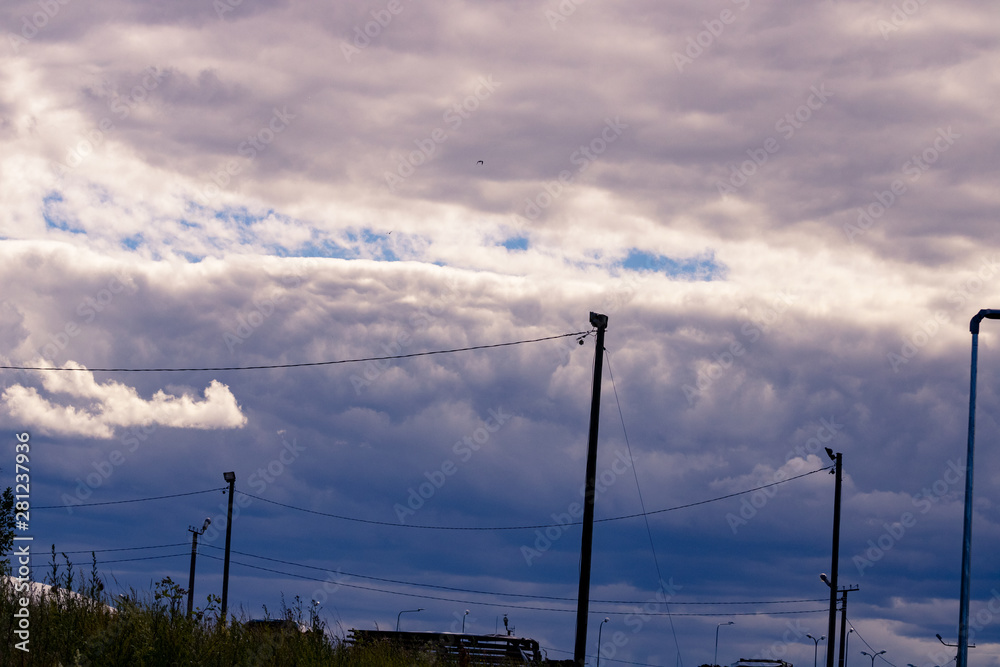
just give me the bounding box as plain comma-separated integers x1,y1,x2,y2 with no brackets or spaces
2,360,247,438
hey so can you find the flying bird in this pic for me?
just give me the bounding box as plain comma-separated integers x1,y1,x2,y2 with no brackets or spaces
477,160,484,165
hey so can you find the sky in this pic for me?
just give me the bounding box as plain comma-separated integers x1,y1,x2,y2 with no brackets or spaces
2,0,1000,665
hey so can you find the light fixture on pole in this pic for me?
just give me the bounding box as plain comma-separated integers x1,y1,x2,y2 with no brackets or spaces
396,608,423,631
861,649,886,667
462,609,469,633
221,471,236,625
186,517,211,619
716,621,734,666
597,617,610,667
807,634,826,667
957,309,1000,667
846,629,853,667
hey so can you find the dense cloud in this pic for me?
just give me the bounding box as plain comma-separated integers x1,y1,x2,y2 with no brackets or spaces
2,1,1000,665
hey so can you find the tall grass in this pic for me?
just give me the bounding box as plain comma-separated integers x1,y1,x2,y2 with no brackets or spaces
0,548,442,666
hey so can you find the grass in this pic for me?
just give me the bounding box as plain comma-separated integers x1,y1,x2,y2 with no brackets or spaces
0,548,450,666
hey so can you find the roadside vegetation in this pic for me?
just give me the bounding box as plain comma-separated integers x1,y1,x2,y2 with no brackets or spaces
1,548,442,666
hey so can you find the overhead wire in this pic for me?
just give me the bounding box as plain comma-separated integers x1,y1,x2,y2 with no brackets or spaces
197,543,826,607
199,552,828,617
606,348,684,667
235,466,831,531
34,488,227,510
0,330,591,372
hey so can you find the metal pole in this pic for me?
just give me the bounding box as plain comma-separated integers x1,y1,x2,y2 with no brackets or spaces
826,452,843,667
957,309,1000,667
574,312,608,667
716,622,733,666
221,472,235,625
187,528,199,618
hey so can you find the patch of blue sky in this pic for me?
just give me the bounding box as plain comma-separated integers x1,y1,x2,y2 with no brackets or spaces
272,239,357,260
500,236,529,251
122,234,144,250
619,248,725,281
42,191,85,233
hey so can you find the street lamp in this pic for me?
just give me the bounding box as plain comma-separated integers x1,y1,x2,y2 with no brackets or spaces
598,617,610,667
462,609,469,633
846,629,853,667
958,309,1000,667
861,650,886,667
807,634,826,667
716,621,734,666
396,608,423,631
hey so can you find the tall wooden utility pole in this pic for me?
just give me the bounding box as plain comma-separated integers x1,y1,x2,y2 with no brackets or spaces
574,312,608,666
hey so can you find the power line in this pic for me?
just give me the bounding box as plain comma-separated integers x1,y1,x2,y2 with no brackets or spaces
35,488,227,510
59,543,189,554
198,542,823,608
201,552,828,617
607,349,684,667
0,330,591,373
236,465,831,531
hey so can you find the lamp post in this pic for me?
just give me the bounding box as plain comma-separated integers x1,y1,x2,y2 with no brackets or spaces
221,471,235,625
846,629,853,667
808,634,826,667
598,617,610,667
462,609,469,633
861,650,886,667
396,608,423,631
958,309,1000,667
716,621,734,666
186,517,211,618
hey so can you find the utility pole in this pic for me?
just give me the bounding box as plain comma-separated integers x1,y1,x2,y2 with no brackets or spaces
825,449,843,667
221,471,236,625
574,312,609,667
837,585,858,667
187,517,211,618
